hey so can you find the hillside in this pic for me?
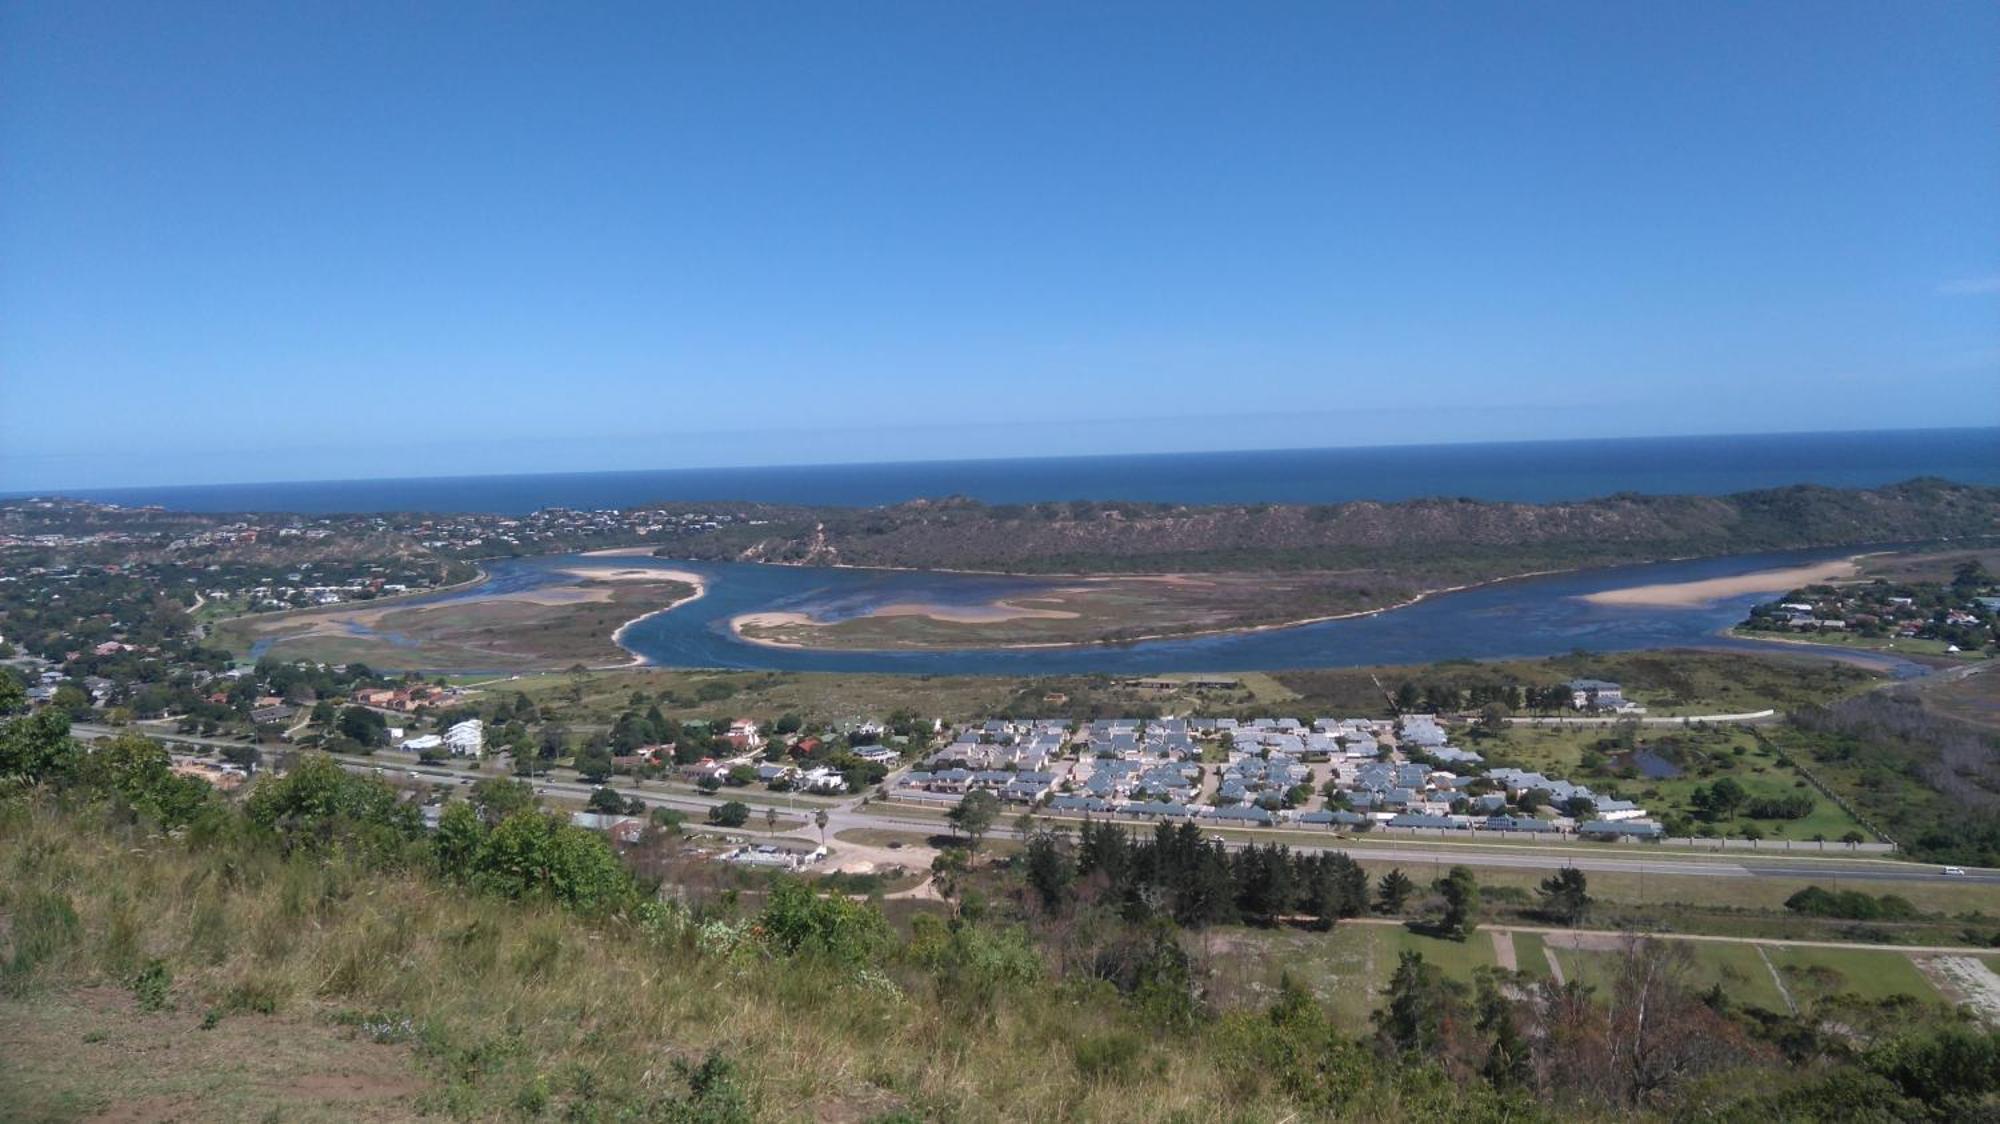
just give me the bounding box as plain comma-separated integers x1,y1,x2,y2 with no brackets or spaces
650,479,1999,576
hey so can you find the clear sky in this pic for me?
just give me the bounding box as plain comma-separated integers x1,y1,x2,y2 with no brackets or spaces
3,2,1996,490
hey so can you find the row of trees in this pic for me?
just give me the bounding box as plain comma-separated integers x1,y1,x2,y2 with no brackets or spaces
1017,820,1375,930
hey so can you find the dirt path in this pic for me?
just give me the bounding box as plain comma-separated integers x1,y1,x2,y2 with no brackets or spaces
1543,946,1567,985
1756,945,1798,1014
1916,956,2000,1026
1491,929,1518,972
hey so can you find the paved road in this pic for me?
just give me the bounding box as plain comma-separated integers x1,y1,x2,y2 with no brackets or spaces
81,723,2000,886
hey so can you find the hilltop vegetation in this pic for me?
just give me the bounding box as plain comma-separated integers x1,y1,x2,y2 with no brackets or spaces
652,479,1999,576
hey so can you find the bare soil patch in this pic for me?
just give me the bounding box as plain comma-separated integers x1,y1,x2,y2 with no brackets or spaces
0,987,432,1122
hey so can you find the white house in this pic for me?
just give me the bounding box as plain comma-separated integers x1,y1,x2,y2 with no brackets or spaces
443,718,485,758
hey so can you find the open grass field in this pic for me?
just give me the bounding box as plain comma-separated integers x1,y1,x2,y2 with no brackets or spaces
1200,922,1503,1027
1550,940,1789,1011
490,648,1885,743
1197,921,1959,1034
503,668,1037,727
1478,722,1872,841
1341,856,2000,932
1510,931,1551,978
1274,649,1881,718
1765,945,1942,1004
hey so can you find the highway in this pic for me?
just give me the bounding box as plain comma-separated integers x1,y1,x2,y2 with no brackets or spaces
84,722,1998,887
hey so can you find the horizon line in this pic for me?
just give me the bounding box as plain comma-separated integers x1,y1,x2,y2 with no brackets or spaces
7,424,1996,501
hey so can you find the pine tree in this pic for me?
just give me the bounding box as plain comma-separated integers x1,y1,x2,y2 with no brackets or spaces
1377,868,1415,914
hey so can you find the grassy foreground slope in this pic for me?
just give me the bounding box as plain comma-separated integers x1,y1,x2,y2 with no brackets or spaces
7,710,2000,1122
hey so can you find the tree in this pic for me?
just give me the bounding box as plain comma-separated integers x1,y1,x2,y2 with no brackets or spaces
0,674,28,716
763,805,778,835
931,848,969,914
1693,776,1747,820
813,807,829,845
73,733,212,827
1438,865,1480,940
243,753,420,850
433,800,487,878
949,789,1001,852
1022,827,1076,911
708,800,750,828
1476,970,1531,1088
471,777,537,824
1376,868,1415,914
52,683,93,719
469,810,633,911
586,786,628,814
1375,950,1458,1055
0,708,78,782
1538,867,1592,925
575,745,616,784
1394,682,1421,713
335,705,388,749
756,879,890,965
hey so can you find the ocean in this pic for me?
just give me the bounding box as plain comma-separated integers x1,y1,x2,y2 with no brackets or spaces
22,427,1998,514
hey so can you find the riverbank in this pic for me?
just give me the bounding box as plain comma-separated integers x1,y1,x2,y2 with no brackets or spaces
602,568,709,667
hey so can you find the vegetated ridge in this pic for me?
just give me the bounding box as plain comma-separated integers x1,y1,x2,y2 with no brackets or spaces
654,478,2000,576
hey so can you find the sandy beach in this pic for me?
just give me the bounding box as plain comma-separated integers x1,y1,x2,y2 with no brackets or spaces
1580,558,1859,607
560,565,709,587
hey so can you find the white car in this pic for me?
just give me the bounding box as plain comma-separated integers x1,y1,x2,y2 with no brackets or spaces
1942,866,1967,876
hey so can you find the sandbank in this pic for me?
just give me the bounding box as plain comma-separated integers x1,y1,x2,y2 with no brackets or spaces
1580,559,1859,608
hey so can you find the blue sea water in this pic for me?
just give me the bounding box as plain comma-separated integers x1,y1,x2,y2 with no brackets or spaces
24,427,1998,514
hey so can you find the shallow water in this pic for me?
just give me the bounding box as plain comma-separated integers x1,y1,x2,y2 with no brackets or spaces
444,546,1931,676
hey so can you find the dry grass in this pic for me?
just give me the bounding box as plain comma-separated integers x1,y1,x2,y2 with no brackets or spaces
0,802,1271,1122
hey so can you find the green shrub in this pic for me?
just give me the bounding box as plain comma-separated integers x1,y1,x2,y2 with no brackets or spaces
131,958,173,1012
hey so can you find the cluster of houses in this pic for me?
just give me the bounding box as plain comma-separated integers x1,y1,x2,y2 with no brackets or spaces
892,708,1665,840
354,685,467,712
398,505,753,556
1744,582,1998,653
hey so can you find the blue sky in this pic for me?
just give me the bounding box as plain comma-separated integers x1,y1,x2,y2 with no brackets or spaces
3,2,1995,490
